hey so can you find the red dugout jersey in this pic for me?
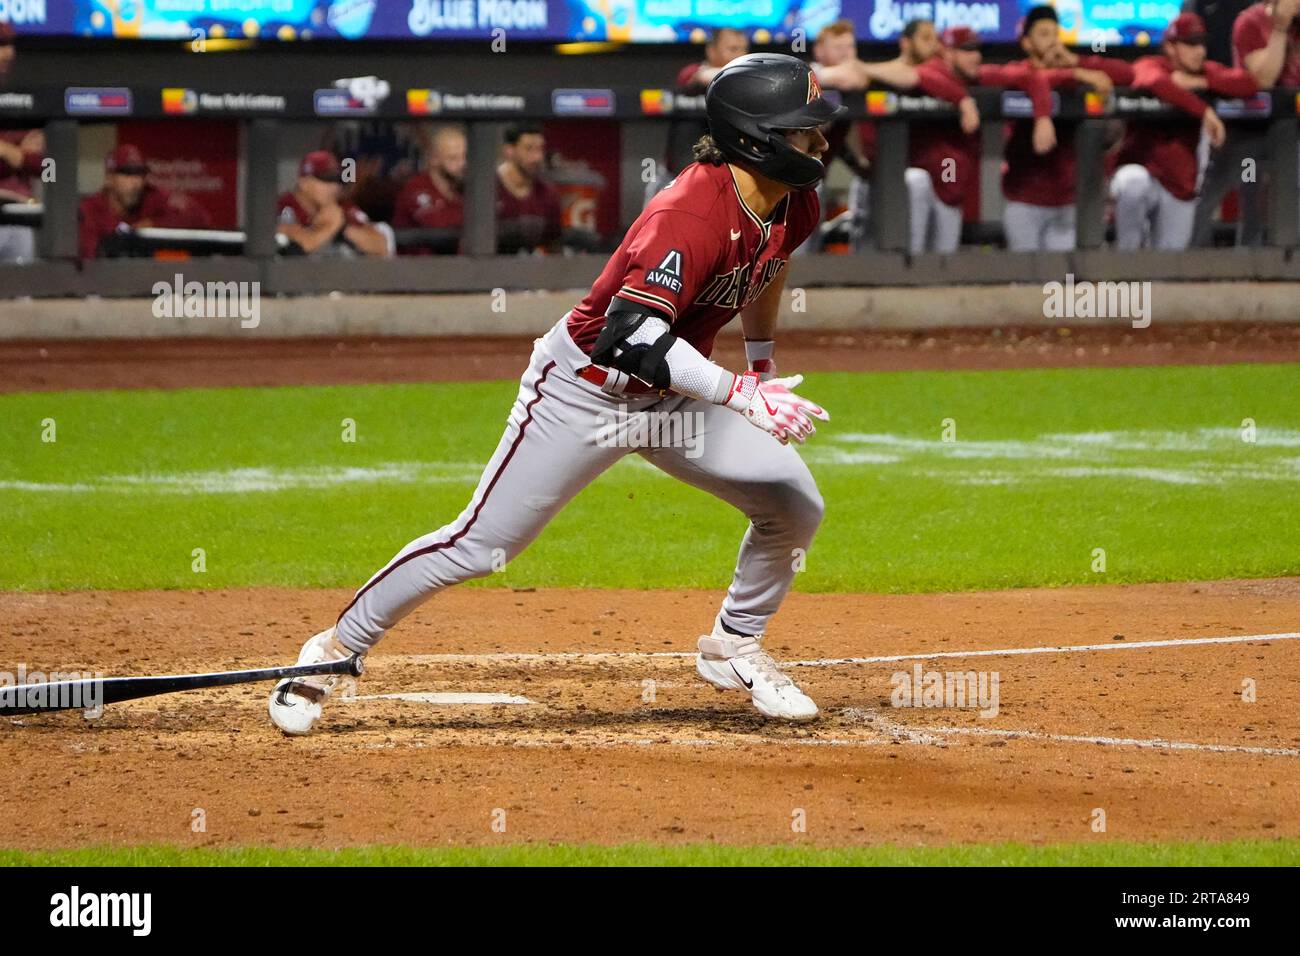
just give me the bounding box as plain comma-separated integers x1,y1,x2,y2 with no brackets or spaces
908,59,1053,207
1111,56,1258,200
1003,56,1135,207
78,184,211,260
567,160,818,359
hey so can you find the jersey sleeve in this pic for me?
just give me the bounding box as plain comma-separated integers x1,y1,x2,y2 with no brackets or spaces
1078,54,1136,86
343,203,371,228
1204,61,1260,98
615,210,721,322
1132,55,1208,118
1232,8,1271,65
914,60,968,105
979,63,1053,117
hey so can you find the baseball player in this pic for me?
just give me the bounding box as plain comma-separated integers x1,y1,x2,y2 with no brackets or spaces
1003,5,1134,251
269,54,839,734
1109,14,1256,250
825,25,1056,254
814,18,999,251
1199,0,1300,244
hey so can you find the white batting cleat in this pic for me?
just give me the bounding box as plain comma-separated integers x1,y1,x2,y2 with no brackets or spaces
695,623,819,722
268,626,355,736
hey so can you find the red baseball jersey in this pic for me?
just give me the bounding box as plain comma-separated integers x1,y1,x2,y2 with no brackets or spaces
1233,3,1300,86
276,191,371,230
393,171,465,231
909,60,1053,207
0,129,42,199
567,160,818,359
78,184,211,259
496,174,562,253
1003,56,1135,207
1112,56,1258,200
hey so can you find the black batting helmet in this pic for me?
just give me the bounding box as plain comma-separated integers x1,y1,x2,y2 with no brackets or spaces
705,53,847,190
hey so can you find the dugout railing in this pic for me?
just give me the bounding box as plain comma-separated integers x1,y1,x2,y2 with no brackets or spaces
1,83,1298,299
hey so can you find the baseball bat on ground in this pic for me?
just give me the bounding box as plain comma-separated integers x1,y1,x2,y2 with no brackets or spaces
0,655,365,717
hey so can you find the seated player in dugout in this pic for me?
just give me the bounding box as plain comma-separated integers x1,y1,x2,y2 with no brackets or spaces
818,21,1057,255
392,124,466,254
0,20,44,264
1003,5,1134,252
495,124,563,254
77,144,212,260
1109,13,1255,251
268,54,840,735
276,150,393,257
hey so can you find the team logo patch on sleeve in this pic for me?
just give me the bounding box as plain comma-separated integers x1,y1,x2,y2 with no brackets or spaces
645,249,684,294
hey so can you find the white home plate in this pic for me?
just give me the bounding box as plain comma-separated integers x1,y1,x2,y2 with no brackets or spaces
348,692,535,705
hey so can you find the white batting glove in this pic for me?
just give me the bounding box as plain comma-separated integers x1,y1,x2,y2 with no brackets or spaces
721,371,829,445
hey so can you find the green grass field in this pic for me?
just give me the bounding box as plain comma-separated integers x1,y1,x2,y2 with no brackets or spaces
3,361,1298,867
2,362,1297,592
2,838,1297,867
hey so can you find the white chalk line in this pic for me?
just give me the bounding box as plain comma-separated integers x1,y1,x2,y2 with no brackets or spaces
789,631,1300,667
859,712,1300,758
924,724,1300,757
348,720,1299,758
384,631,1300,669
347,691,535,705
353,632,1300,758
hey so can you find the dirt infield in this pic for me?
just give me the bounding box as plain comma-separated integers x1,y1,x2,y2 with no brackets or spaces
2,578,1297,849
3,321,1300,393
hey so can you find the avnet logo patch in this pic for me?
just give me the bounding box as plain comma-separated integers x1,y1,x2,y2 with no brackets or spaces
49,886,152,937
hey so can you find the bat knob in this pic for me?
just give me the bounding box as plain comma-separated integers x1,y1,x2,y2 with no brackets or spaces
348,654,366,678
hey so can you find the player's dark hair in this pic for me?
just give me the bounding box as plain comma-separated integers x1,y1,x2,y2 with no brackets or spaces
901,18,933,41
1022,5,1059,33
503,124,543,146
691,133,726,166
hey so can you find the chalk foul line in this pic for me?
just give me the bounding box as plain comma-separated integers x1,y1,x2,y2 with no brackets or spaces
385,631,1300,669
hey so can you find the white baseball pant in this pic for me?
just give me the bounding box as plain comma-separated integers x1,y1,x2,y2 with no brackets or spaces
1003,200,1076,252
1110,164,1196,251
905,167,963,254
334,317,824,652
0,225,35,263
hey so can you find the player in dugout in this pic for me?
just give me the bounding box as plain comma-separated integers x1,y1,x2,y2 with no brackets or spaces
1109,13,1255,251
820,21,1057,254
276,150,392,258
77,144,212,260
1002,5,1134,252
0,21,43,264
393,124,467,255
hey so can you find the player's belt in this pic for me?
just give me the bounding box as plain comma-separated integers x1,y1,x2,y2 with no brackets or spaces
577,364,668,399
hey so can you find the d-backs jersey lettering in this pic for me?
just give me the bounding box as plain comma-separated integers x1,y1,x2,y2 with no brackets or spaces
568,160,819,360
